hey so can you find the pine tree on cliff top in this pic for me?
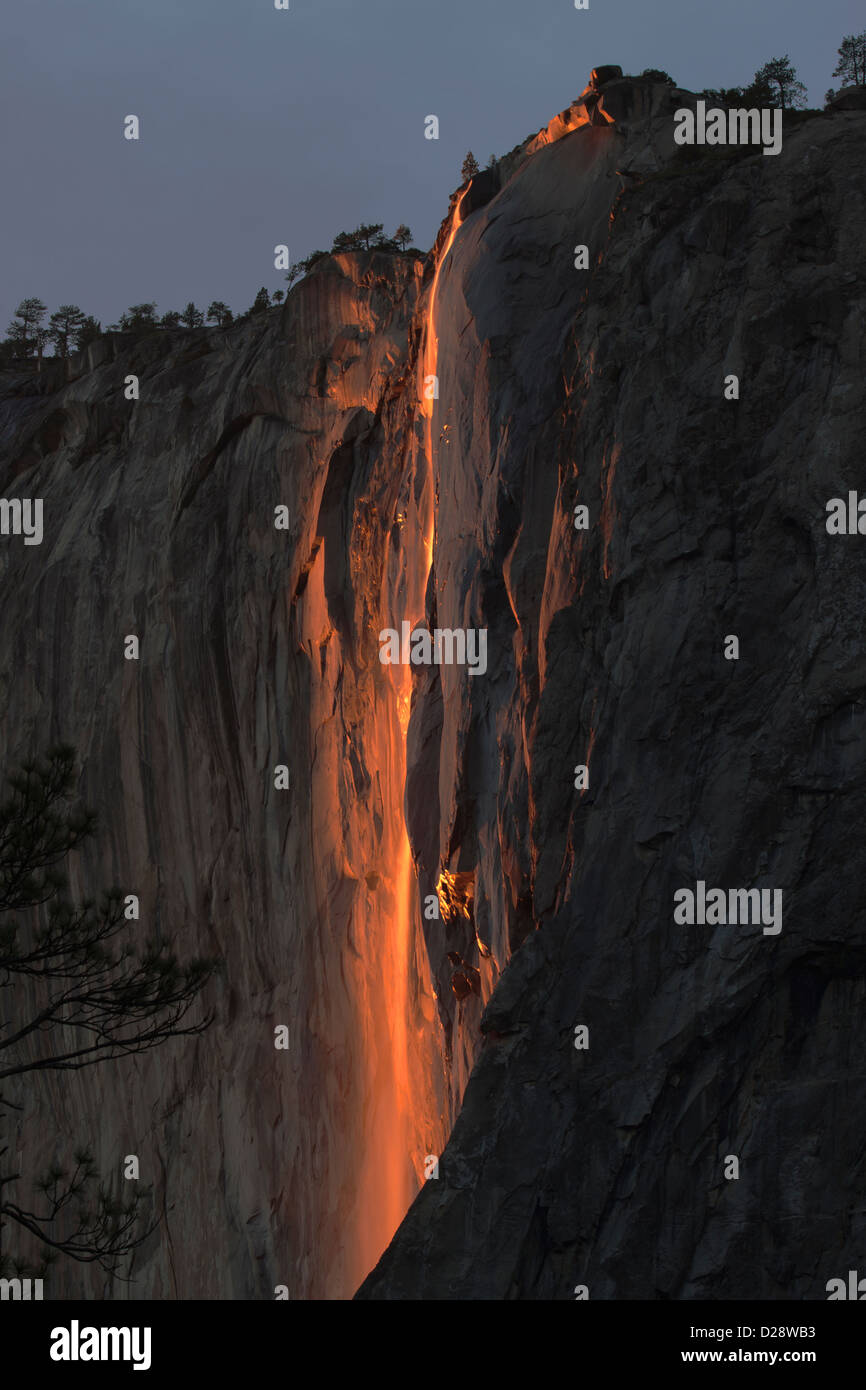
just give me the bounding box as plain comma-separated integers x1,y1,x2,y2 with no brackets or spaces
461,151,480,183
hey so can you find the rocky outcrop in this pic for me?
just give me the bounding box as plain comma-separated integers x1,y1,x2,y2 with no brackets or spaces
358,87,866,1298
829,85,866,111
2,75,865,1301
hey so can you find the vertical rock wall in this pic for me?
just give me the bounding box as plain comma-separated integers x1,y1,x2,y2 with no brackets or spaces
2,77,865,1302
360,96,866,1298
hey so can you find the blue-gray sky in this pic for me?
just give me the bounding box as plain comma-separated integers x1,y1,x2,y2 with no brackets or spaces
1,0,860,332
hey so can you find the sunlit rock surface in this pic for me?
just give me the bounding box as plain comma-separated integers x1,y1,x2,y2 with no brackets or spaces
1,76,864,1300
1,250,440,1301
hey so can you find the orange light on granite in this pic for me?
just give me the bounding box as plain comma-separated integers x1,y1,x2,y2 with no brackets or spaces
435,868,475,922
350,672,415,1284
351,204,467,1290
421,199,465,577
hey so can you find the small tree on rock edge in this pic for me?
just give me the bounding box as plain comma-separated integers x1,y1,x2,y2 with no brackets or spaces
461,151,480,183
833,32,866,88
754,55,808,109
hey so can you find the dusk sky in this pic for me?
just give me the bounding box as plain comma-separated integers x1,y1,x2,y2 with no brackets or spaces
1,0,860,333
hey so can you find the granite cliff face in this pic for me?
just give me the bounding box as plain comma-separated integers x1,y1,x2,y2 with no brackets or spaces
1,249,439,1300
1,74,864,1300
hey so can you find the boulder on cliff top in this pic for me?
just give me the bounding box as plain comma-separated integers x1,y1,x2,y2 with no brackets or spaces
590,65,623,89
829,85,866,111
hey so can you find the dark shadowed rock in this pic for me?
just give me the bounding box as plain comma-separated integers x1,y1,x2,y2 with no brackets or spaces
591,65,623,89
459,165,502,219
357,93,866,1301
829,85,866,111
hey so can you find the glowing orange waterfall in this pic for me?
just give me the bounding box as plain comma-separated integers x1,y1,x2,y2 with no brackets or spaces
351,199,465,1290
420,198,465,571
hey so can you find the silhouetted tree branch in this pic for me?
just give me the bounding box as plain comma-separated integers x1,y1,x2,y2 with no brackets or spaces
0,746,218,1279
